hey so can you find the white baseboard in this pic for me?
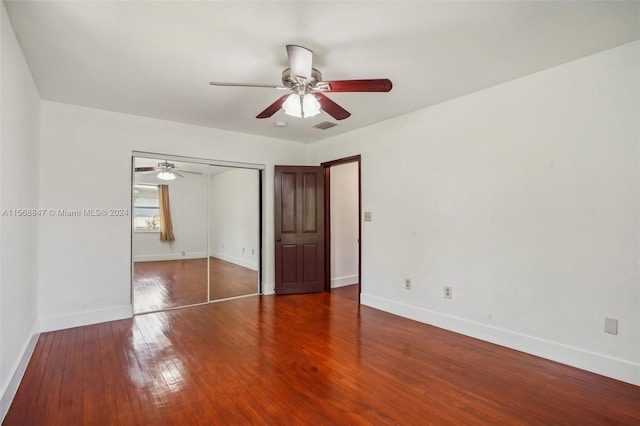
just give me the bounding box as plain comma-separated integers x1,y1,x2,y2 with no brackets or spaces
331,275,358,288
210,251,258,271
0,323,40,423
361,293,640,386
134,252,207,262
39,304,133,333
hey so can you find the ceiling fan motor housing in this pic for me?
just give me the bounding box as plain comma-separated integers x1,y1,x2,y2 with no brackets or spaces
158,161,175,171
282,68,322,93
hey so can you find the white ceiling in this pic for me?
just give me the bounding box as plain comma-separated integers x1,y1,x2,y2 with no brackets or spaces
5,1,639,143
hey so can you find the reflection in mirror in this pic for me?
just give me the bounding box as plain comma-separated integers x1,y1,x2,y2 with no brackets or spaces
208,166,260,300
133,157,209,313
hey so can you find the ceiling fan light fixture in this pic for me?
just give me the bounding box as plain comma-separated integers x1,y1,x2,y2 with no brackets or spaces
283,93,321,118
157,171,176,181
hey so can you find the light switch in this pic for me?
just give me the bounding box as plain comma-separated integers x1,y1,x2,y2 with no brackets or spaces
604,317,618,335
364,211,372,222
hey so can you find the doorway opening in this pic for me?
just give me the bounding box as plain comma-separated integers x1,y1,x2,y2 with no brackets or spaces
322,156,361,303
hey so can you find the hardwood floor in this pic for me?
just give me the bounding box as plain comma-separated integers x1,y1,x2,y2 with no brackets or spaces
133,258,258,313
4,293,639,425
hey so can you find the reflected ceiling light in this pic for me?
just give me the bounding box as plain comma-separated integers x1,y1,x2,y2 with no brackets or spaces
157,171,176,181
282,93,321,118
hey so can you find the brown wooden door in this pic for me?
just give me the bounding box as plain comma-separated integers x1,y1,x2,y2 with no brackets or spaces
274,166,325,294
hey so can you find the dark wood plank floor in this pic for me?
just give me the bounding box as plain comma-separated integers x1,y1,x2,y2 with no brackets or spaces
4,293,639,425
133,258,258,313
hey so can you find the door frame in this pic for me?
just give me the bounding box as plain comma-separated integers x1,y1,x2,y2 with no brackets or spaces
321,155,362,302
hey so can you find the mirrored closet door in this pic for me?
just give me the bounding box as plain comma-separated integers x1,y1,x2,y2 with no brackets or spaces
132,155,261,314
208,166,260,301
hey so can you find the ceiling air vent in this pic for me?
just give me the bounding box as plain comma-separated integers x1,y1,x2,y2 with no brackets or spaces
313,121,338,130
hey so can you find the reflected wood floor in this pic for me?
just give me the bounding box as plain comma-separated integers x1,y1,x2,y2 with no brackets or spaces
134,258,258,313
5,293,640,425
331,283,359,302
134,258,208,312
209,257,258,301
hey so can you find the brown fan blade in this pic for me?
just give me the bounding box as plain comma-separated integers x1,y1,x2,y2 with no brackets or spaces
256,94,290,119
286,45,313,82
316,93,351,120
317,79,392,93
134,167,156,172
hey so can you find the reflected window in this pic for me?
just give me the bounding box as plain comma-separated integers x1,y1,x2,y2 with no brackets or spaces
134,184,160,230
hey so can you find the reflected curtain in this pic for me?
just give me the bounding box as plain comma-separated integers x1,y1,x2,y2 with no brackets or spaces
157,184,175,241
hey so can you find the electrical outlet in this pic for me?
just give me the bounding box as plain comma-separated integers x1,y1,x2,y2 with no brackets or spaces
444,286,452,299
364,211,372,222
181,250,186,256
404,278,411,290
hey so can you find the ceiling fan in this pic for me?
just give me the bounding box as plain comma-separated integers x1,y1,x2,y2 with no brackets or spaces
134,161,201,181
209,45,392,120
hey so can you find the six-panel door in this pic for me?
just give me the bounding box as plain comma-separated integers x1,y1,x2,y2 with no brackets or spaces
274,166,325,294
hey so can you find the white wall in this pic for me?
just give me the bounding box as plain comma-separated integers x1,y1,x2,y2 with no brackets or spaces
209,168,259,270
38,101,307,331
134,166,208,261
330,162,359,288
0,2,41,418
309,41,640,385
